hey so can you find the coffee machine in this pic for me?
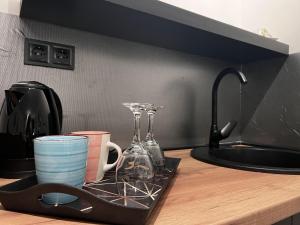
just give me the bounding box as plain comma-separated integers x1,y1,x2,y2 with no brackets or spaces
0,81,62,178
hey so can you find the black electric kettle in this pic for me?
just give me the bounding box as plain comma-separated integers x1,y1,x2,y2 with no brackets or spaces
0,81,62,178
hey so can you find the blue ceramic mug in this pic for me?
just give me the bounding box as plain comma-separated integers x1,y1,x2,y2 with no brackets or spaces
34,135,88,204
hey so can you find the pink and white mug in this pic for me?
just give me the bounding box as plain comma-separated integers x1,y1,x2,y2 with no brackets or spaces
71,131,122,183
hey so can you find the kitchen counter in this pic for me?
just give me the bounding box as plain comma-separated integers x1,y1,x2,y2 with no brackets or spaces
1,149,300,225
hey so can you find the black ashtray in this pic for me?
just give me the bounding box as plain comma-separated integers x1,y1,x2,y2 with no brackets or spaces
0,157,180,225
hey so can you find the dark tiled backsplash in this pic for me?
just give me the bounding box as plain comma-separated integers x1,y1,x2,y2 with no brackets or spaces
1,12,297,150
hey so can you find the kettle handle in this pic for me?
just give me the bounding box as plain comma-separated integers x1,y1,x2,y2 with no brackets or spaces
51,89,63,131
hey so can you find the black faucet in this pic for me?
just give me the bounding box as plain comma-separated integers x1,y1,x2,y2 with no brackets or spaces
209,68,247,148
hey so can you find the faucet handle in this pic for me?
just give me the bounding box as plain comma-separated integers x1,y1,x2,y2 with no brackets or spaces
220,120,237,139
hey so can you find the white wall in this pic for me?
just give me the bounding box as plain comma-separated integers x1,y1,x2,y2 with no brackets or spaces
240,0,300,53
160,0,243,28
0,0,21,15
160,0,300,53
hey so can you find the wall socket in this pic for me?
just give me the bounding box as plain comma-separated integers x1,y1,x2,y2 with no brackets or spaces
24,38,75,70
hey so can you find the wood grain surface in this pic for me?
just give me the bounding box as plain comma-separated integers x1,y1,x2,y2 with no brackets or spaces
2,149,300,225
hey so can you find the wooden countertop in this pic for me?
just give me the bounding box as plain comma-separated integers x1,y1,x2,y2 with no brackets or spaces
1,149,300,225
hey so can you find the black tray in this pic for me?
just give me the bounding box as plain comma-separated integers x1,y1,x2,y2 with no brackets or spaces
0,157,180,225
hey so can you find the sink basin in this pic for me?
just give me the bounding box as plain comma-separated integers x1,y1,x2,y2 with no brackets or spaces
191,144,300,174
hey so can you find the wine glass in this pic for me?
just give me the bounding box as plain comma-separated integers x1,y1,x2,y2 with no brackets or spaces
142,104,165,173
116,103,155,198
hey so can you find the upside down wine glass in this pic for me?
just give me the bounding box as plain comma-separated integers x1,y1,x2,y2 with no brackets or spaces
143,104,165,172
116,103,154,198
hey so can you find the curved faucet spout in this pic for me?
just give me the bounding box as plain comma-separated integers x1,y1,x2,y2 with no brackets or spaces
209,67,247,148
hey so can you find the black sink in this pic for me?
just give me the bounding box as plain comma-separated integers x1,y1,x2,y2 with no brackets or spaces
191,144,300,174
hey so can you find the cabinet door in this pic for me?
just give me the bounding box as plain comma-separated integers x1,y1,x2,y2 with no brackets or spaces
273,217,292,225
292,213,300,225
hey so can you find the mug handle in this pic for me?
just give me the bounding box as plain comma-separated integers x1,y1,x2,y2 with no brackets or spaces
103,141,122,172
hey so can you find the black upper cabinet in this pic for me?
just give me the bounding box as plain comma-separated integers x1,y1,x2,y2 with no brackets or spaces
20,0,289,63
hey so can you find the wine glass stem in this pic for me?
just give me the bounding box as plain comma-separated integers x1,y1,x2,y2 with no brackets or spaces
132,113,141,144
146,113,155,141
